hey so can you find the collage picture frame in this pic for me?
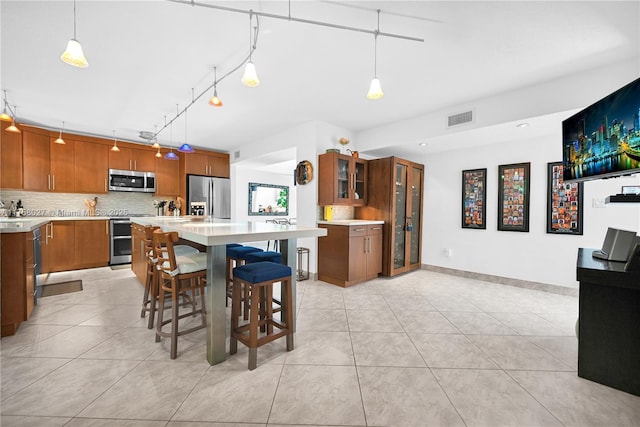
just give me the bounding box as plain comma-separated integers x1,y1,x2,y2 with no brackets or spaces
461,168,487,229
497,162,530,232
546,161,583,235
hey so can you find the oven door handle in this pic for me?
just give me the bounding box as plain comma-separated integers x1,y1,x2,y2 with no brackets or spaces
111,220,131,224
112,236,132,240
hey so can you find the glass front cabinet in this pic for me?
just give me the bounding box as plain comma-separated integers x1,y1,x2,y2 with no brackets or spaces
318,152,367,206
356,156,424,277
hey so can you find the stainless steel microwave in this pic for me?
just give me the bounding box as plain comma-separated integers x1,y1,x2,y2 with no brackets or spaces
108,169,156,193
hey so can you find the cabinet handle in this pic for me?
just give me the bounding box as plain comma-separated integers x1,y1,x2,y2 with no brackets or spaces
354,228,365,232
52,175,55,190
51,222,54,240
106,221,109,235
104,178,107,192
134,160,137,170
48,174,51,190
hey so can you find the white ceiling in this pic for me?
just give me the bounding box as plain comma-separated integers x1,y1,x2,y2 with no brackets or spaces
1,1,638,162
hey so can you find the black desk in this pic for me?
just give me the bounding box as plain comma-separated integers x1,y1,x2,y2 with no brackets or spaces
577,248,640,396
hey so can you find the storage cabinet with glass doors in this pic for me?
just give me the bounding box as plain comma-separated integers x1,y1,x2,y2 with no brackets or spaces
318,152,367,206
356,156,424,276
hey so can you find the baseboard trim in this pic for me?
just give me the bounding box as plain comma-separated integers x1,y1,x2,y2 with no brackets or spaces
422,264,578,297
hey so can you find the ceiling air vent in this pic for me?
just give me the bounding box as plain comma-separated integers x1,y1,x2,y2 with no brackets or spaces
234,150,241,159
447,110,473,127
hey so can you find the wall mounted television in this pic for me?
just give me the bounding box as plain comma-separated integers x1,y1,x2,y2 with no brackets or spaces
562,77,640,183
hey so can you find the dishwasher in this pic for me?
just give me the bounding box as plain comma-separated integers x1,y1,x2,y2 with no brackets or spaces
33,227,42,302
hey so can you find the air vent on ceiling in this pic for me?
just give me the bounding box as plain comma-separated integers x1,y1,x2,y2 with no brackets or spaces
447,110,473,127
234,150,241,159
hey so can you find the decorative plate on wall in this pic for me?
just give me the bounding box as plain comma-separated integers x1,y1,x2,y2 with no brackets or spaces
296,160,313,185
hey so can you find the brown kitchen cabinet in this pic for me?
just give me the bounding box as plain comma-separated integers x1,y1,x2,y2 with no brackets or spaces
1,231,36,336
45,221,76,273
22,127,75,192
109,146,155,172
75,220,110,268
155,155,180,196
131,222,147,284
184,151,230,177
317,223,382,287
0,120,23,189
318,152,367,206
74,139,109,193
356,156,424,277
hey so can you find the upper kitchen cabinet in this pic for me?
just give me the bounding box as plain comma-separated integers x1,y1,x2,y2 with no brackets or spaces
0,120,23,189
184,151,230,177
356,156,424,277
155,156,180,196
109,146,155,172
318,152,367,206
74,138,109,193
22,127,75,192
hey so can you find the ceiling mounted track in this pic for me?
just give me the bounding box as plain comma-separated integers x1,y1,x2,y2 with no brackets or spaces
168,0,424,43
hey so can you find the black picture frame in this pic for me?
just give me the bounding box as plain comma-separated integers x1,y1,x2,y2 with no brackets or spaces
546,161,583,235
497,162,530,232
461,168,487,229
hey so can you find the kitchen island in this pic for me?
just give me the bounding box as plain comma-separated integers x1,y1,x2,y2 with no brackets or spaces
131,216,327,365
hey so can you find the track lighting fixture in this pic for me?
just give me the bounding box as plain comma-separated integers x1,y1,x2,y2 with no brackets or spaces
366,10,384,100
55,121,66,144
177,106,194,153
5,105,20,133
61,0,89,68
1,92,11,122
164,122,179,160
241,13,260,87
111,130,120,152
209,67,223,107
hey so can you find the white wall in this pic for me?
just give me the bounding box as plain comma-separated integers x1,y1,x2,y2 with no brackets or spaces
420,133,640,288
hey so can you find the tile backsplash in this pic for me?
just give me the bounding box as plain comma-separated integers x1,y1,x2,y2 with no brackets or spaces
0,190,173,217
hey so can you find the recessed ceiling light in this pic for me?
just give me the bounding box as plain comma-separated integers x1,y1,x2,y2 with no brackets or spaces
418,142,427,146
516,123,529,128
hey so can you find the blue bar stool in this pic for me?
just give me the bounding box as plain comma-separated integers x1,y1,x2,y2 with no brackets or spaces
245,251,282,264
230,261,294,370
226,245,264,307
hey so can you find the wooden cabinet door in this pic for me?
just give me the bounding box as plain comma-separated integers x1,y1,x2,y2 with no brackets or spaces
48,221,76,272
348,235,367,283
1,233,26,336
155,156,180,196
352,158,367,206
318,152,367,206
132,148,155,172
22,129,50,191
185,153,209,175
131,223,147,284
1,121,23,189
210,154,230,177
75,220,110,268
41,224,51,274
50,138,75,192
366,225,383,278
75,140,108,193
109,146,133,170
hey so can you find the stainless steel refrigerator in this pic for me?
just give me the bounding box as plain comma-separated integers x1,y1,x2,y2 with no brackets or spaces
187,175,231,218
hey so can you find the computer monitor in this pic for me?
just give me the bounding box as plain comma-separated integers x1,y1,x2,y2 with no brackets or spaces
592,227,638,262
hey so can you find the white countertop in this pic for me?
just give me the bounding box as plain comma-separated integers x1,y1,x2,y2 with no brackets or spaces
317,220,384,226
0,216,116,233
132,216,327,246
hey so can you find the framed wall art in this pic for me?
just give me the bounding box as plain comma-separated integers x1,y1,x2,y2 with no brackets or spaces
461,168,487,229
546,161,583,235
498,162,530,232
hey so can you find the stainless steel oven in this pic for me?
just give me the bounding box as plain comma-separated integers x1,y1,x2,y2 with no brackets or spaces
110,217,132,265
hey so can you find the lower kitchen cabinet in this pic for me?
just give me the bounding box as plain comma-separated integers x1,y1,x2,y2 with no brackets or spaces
131,222,147,284
44,220,110,273
1,231,35,336
318,223,383,287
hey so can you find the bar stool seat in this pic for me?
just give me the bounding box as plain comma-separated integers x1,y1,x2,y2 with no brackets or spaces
245,251,282,264
226,246,264,306
153,230,208,359
230,261,294,370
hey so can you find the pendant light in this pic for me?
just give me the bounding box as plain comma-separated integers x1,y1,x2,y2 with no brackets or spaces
155,148,162,158
151,125,160,148
5,106,20,133
208,67,223,107
164,121,179,160
241,13,260,87
61,0,89,68
177,105,194,153
110,130,120,152
366,10,384,100
54,121,66,144
1,91,11,122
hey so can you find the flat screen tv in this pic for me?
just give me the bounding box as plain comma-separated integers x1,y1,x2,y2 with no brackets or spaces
562,77,640,183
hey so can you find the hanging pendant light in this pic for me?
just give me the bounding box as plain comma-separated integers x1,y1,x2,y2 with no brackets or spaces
366,10,384,100
1,92,11,122
164,121,179,160
152,139,160,149
5,106,20,133
61,0,89,68
241,13,260,87
177,105,194,153
155,148,162,158
208,67,223,107
151,125,160,148
110,130,120,152
54,121,66,144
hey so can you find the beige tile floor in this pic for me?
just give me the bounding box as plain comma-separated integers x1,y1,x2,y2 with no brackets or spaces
2,267,640,426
